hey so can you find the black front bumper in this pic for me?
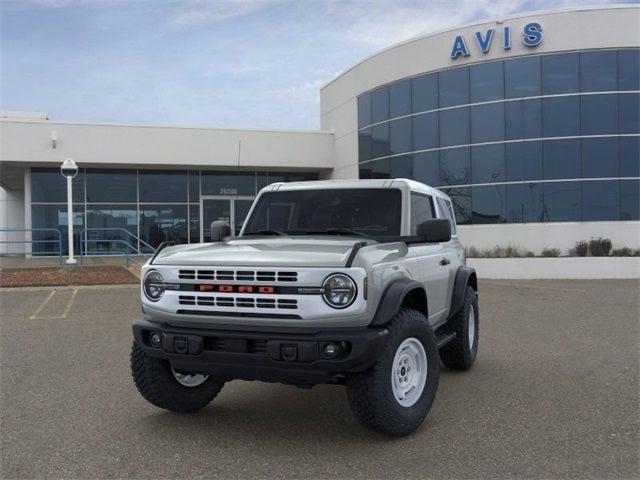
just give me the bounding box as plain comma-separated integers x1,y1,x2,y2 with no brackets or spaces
133,319,388,386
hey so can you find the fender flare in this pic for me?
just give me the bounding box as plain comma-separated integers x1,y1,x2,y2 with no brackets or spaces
370,278,426,326
448,266,478,319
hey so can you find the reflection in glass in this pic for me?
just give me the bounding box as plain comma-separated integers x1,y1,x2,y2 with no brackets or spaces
439,108,469,147
189,204,200,243
188,171,200,203
471,144,505,184
413,152,440,187
86,170,137,203
390,79,411,118
542,182,581,222
620,137,640,177
31,168,85,203
471,185,505,224
621,180,640,220
31,204,84,255
470,103,504,143
359,128,372,162
619,93,639,134
582,137,619,178
543,139,581,180
439,67,469,108
358,94,371,128
371,86,389,123
618,49,640,91
506,142,543,182
389,155,413,179
140,205,188,247
440,147,470,186
412,112,438,151
412,73,438,113
505,56,541,98
542,96,580,137
86,205,138,254
470,61,504,102
505,99,542,140
371,123,390,158
139,170,188,203
506,183,543,223
389,117,412,155
442,187,471,224
583,181,620,221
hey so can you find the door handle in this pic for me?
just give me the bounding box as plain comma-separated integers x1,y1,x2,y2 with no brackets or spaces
439,258,451,266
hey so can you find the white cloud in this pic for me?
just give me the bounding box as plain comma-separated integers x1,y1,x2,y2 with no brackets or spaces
170,0,286,28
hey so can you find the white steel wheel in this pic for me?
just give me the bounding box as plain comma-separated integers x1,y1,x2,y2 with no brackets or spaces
468,308,476,350
171,367,209,387
391,337,428,407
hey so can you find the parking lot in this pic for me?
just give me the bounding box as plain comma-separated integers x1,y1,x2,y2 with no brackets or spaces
1,279,638,479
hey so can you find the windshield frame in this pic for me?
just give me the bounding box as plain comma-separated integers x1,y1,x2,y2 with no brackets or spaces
240,187,404,241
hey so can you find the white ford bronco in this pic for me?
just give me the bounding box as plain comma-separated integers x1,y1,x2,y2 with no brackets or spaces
131,179,478,436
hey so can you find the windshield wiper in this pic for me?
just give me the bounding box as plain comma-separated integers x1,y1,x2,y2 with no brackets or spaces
243,229,286,236
304,228,371,238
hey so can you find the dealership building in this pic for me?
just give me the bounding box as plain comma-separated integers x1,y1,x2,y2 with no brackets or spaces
1,5,638,257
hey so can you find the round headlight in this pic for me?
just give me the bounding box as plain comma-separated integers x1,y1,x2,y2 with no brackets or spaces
143,270,165,302
322,273,356,309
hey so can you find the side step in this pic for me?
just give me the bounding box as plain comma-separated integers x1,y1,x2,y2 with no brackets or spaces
435,330,456,349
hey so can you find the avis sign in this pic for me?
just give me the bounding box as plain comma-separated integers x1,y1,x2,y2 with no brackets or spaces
450,22,543,59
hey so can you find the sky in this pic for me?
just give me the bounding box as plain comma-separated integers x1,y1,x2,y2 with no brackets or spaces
0,0,630,130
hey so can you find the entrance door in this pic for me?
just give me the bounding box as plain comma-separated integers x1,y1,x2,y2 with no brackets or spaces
200,196,254,242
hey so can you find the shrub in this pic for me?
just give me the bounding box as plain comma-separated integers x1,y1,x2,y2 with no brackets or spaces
611,247,639,257
574,241,589,257
589,237,612,257
540,248,561,257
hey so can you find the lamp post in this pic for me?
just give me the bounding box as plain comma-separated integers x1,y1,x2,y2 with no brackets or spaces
60,158,78,265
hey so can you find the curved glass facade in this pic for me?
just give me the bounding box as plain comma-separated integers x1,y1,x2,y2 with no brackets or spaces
358,48,640,224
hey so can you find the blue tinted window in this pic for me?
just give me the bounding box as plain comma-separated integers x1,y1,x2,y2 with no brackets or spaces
412,73,438,113
359,165,373,179
439,108,469,147
389,155,413,178
188,171,199,203
359,128,372,162
370,158,391,179
543,139,581,179
619,49,640,91
390,79,411,118
582,138,619,178
139,170,188,203
470,103,504,143
471,144,505,184
505,56,541,98
440,147,470,186
505,99,542,140
86,205,138,253
389,117,412,155
31,204,84,255
371,123,390,158
189,204,199,243
412,112,438,151
471,185,505,224
413,152,440,186
370,87,389,123
542,53,579,94
442,187,471,224
439,67,469,107
86,169,136,203
621,179,640,220
470,61,504,102
31,168,85,203
506,183,543,223
140,205,188,247
580,51,617,92
506,141,543,182
620,136,640,177
619,93,639,134
581,94,618,135
358,94,371,128
582,181,620,221
543,97,580,137
543,182,581,222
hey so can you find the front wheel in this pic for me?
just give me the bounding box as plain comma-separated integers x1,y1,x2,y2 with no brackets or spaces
346,308,440,437
131,341,224,413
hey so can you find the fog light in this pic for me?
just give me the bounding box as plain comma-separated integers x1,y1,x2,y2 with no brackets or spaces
150,332,162,348
322,343,339,358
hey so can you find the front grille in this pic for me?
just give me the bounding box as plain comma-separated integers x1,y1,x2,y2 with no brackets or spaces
179,295,298,310
203,337,267,354
178,269,297,282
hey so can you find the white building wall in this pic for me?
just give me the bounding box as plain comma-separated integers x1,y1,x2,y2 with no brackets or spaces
0,186,26,254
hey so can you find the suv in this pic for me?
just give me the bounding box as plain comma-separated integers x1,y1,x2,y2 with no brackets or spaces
131,179,478,436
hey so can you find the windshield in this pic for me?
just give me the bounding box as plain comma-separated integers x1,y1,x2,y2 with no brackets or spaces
242,188,402,238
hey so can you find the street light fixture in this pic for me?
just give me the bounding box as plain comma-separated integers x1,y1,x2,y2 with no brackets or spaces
60,158,78,265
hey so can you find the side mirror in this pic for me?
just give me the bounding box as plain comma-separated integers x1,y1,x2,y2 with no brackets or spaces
417,219,452,243
210,220,231,242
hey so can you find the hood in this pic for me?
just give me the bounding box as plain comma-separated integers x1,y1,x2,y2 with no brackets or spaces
151,236,372,268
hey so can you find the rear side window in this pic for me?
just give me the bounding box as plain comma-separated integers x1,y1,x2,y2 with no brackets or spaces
410,193,435,234
437,197,457,234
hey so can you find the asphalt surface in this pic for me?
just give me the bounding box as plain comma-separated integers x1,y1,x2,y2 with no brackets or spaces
1,280,638,479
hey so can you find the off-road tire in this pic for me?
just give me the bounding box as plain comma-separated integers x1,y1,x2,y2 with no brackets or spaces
131,341,224,412
345,308,440,437
439,286,478,370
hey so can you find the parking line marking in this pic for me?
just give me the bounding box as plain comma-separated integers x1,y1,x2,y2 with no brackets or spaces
482,280,587,292
29,290,56,320
58,288,79,318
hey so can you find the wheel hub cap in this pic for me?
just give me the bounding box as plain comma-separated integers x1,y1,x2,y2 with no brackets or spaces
391,337,427,407
468,308,475,350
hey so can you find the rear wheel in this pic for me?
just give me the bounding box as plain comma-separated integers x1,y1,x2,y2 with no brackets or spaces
131,341,224,413
439,286,479,370
346,308,440,437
